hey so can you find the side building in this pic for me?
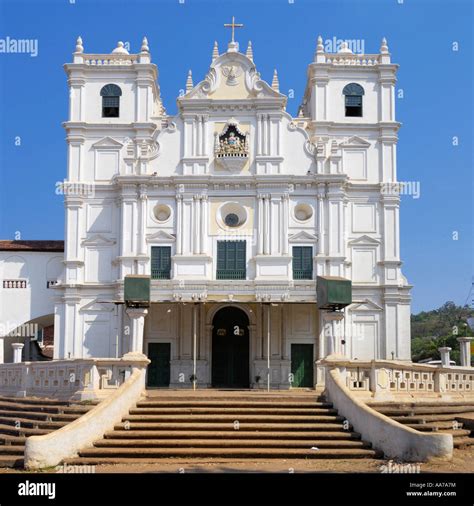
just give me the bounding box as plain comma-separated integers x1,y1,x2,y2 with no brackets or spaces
0,241,63,363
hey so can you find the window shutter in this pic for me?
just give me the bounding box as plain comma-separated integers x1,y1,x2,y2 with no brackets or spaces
151,246,171,279
293,247,302,270
236,241,246,270
160,247,171,271
216,241,246,279
217,242,226,270
302,247,312,271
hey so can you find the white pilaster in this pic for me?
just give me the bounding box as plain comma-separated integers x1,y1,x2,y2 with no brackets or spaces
257,195,264,255
200,195,208,254
281,194,289,255
138,185,147,256
176,194,183,255
124,308,148,357
264,195,270,255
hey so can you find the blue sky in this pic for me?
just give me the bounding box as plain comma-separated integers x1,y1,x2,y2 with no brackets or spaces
0,0,472,313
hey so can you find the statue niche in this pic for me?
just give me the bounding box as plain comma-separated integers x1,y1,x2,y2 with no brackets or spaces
214,122,249,172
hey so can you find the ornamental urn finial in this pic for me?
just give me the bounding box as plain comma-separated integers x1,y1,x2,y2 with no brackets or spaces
246,41,253,61
75,36,84,53
316,35,324,53
212,41,219,61
186,70,193,92
272,69,279,92
141,37,149,53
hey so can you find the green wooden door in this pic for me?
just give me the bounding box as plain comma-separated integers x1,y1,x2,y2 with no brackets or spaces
147,343,171,387
291,344,314,387
212,307,249,388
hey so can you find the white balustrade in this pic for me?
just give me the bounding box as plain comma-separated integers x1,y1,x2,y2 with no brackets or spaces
322,358,474,399
325,54,380,66
83,54,138,66
0,357,149,400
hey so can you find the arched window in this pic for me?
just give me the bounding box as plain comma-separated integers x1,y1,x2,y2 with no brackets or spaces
100,84,122,118
343,83,364,117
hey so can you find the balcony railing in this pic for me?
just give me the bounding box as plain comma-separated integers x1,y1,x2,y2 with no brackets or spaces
293,269,313,280
216,269,246,280
151,269,171,280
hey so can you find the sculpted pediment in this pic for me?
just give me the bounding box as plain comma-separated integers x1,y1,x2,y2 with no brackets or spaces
92,137,123,149
348,235,380,246
351,299,383,311
146,230,176,242
181,50,285,103
289,231,318,243
340,136,370,148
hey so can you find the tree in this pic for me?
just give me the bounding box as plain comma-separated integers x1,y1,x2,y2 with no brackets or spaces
411,302,474,364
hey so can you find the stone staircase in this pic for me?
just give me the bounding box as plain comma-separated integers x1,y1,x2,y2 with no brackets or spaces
368,401,474,448
0,396,94,468
65,392,381,465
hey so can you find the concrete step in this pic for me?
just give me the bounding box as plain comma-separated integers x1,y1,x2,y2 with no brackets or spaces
376,406,474,416
142,393,324,402
0,416,67,430
0,445,24,455
105,430,361,440
0,396,73,406
137,400,327,408
392,414,464,423
0,402,90,416
453,437,474,448
114,422,350,432
438,429,472,437
129,406,335,415
77,447,381,459
0,409,83,422
122,414,343,423
0,455,24,468
93,438,370,449
0,434,26,445
368,401,474,409
405,421,463,431
0,423,50,437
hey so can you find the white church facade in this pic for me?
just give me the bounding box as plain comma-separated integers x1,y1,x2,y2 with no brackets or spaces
2,28,412,390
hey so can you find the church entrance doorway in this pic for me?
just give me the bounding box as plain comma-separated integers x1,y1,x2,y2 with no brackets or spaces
212,306,249,388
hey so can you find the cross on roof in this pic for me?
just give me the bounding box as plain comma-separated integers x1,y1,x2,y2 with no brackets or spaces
224,16,244,43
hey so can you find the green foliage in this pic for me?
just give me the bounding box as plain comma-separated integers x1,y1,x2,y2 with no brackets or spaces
411,302,474,363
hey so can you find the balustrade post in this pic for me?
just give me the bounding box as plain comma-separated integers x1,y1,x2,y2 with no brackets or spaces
439,347,452,368
457,337,473,367
11,343,24,363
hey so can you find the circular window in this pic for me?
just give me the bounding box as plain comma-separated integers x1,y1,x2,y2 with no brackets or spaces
153,204,171,223
224,213,240,227
294,203,313,222
217,202,247,230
